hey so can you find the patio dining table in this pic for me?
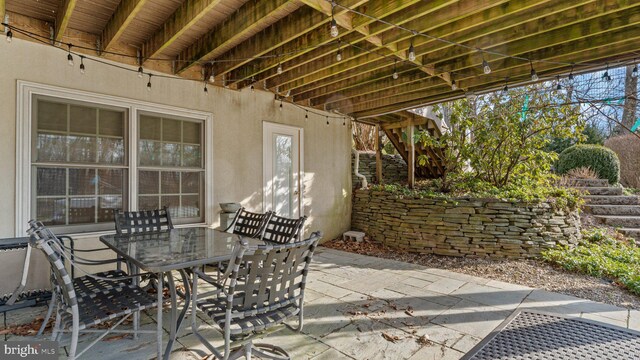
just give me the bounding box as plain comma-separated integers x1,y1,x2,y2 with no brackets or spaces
100,227,263,360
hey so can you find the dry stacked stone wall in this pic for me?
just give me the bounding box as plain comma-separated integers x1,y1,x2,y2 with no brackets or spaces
352,189,581,258
352,152,407,187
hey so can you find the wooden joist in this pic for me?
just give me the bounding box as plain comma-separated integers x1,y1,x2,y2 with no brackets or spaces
101,0,150,51
142,0,224,61
54,0,77,42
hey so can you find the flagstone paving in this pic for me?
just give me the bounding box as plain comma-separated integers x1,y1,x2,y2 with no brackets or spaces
4,247,640,359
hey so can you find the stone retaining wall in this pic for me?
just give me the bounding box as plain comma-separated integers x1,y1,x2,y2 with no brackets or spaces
351,189,581,258
352,152,407,187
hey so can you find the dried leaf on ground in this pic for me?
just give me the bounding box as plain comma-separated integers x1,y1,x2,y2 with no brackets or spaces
103,334,128,342
382,332,401,343
417,335,432,345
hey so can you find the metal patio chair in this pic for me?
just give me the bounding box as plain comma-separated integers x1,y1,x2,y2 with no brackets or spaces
191,231,322,360
261,214,307,244
27,221,159,360
113,206,174,235
224,207,273,239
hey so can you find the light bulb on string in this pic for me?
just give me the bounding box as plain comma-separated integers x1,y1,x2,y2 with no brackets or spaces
279,100,283,111
336,48,342,62
450,73,457,91
632,63,638,78
204,82,208,95
147,74,152,92
326,116,329,126
250,76,256,92
305,111,309,122
277,62,283,75
408,43,416,62
250,84,255,92
137,66,144,78
330,4,339,38
392,59,399,80
502,78,509,94
481,52,491,74
568,64,575,82
79,56,85,74
530,61,538,81
343,118,346,126
67,45,74,67
555,76,562,91
602,64,611,81
6,29,12,43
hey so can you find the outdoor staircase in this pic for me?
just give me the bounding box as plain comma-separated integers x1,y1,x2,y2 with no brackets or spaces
571,179,640,240
374,111,445,179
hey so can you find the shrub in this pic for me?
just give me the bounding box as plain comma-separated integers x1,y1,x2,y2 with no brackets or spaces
565,167,599,180
543,228,640,295
557,144,620,184
605,135,640,188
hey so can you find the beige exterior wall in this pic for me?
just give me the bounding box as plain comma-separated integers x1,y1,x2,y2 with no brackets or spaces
0,39,352,245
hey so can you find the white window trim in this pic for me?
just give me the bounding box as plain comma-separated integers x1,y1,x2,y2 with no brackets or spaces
15,80,214,236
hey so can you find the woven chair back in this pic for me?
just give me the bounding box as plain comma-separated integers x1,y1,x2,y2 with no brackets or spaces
226,231,321,316
228,208,272,238
27,222,78,309
261,215,307,244
114,206,173,235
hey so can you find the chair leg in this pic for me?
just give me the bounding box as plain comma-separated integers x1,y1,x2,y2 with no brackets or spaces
245,342,252,360
50,303,62,341
38,294,57,336
68,318,79,360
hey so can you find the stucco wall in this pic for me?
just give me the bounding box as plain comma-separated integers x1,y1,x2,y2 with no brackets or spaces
0,39,352,245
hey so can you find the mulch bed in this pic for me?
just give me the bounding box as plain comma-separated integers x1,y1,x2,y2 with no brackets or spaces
322,237,640,310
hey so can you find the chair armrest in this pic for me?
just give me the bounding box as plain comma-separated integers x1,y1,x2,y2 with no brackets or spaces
192,268,223,290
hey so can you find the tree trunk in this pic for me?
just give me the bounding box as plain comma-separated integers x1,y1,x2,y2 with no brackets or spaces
618,64,638,135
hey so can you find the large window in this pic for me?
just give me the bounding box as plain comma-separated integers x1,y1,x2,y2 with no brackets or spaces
28,93,207,233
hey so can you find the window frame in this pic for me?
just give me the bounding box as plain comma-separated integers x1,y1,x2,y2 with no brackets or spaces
16,81,214,236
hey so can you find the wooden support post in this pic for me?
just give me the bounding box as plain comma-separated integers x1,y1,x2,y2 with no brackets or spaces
0,0,5,33
375,124,383,184
407,121,415,189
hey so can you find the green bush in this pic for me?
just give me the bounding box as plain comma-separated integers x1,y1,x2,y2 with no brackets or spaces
557,144,620,184
543,229,640,295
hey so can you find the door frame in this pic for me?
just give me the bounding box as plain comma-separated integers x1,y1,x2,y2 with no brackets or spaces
262,121,304,217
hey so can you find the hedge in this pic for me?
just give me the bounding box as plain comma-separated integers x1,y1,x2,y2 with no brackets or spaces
557,144,620,184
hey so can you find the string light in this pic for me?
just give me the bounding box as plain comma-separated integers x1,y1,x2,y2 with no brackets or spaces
137,66,144,78
326,116,329,126
392,59,399,80
632,62,638,78
209,62,215,82
250,76,256,92
305,110,309,121
336,40,342,62
277,61,283,75
67,45,74,67
466,91,477,101
481,51,491,74
204,81,208,94
555,75,562,91
568,64,575,81
6,28,12,43
602,64,612,81
502,78,509,93
279,100,283,111
79,56,85,74
530,61,538,81
147,74,152,91
330,4,339,38
450,73,458,91
408,42,416,62
343,117,346,126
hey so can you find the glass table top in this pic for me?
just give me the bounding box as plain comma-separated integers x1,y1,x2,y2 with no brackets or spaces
100,227,262,273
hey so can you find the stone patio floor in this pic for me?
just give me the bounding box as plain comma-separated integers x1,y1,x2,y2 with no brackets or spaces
4,247,640,359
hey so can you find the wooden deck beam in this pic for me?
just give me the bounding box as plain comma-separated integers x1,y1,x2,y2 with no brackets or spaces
101,0,150,51
54,0,78,42
141,0,224,61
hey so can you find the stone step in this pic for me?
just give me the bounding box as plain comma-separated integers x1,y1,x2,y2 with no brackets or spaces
583,195,640,206
585,205,640,216
595,215,640,228
619,228,640,240
565,178,610,187
574,187,623,196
